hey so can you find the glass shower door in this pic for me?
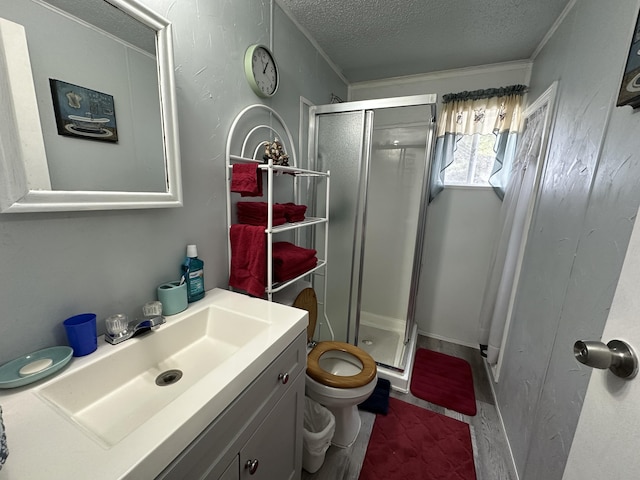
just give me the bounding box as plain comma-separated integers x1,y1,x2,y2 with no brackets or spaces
311,110,369,343
310,98,434,372
357,107,431,370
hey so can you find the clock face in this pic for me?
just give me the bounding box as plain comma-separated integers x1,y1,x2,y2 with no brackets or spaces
245,45,278,97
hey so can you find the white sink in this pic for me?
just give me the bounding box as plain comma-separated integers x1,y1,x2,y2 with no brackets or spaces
0,289,307,480
0,289,306,480
38,303,269,446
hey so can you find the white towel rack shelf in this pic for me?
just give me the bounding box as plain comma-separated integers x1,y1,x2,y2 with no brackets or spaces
225,104,330,302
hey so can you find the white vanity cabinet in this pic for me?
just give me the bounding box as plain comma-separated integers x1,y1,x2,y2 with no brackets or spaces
157,331,306,480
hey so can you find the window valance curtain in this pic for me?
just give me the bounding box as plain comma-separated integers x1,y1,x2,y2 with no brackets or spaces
429,84,528,202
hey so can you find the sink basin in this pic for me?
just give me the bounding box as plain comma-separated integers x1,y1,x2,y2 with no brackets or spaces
38,300,269,447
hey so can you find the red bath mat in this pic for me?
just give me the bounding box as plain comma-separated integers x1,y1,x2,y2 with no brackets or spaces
410,349,477,416
359,397,476,480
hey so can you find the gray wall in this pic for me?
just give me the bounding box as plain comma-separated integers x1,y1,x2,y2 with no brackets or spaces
0,0,346,366
495,0,640,478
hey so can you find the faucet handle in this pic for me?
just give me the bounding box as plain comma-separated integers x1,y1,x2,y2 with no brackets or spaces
142,301,163,317
106,314,129,336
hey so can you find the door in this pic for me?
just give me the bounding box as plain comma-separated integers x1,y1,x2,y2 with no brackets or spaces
562,201,640,478
311,109,368,344
240,372,304,480
309,95,436,372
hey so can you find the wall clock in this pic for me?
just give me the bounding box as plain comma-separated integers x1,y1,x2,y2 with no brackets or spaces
244,44,279,98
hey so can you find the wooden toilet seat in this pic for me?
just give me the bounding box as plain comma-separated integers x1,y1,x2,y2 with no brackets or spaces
307,341,377,388
293,287,377,389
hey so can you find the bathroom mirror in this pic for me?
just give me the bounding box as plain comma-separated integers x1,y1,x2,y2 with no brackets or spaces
0,0,182,213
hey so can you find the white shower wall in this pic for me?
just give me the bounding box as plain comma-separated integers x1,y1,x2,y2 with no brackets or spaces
359,141,424,323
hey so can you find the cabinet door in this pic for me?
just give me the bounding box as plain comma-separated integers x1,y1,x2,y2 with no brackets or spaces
240,373,304,480
211,455,239,480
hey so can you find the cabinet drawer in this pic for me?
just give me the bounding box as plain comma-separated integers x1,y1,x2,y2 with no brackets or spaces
157,331,306,480
250,330,305,408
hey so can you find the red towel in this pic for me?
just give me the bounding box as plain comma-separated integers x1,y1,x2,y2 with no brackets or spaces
277,202,307,223
272,242,317,281
272,242,316,264
237,202,286,226
229,224,266,297
274,256,318,281
231,163,263,197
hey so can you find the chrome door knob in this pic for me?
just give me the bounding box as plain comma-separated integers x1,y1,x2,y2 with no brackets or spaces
245,458,259,475
278,372,289,384
573,339,638,379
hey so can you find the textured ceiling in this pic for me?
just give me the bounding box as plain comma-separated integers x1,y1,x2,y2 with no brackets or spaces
277,0,572,83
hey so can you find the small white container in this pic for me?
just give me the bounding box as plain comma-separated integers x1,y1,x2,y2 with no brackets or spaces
302,396,336,474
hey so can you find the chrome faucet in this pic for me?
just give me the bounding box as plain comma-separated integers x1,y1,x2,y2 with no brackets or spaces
105,313,166,345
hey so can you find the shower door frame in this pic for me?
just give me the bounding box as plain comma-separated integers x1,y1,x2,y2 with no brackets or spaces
309,94,436,372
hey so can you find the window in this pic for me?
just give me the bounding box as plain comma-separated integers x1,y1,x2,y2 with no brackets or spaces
444,133,496,186
429,84,527,202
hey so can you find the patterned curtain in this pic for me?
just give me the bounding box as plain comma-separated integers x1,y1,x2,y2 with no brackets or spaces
429,85,527,202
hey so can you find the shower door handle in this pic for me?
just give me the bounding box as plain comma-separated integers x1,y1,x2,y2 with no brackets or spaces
573,339,638,379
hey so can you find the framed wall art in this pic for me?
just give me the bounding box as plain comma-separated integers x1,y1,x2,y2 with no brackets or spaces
617,11,640,109
49,79,118,142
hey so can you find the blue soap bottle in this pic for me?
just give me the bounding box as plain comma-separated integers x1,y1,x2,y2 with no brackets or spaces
183,244,205,302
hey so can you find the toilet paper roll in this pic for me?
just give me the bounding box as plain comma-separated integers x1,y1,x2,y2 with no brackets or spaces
157,281,188,315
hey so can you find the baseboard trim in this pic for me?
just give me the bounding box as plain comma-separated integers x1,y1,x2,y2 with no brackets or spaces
483,360,521,480
416,329,479,350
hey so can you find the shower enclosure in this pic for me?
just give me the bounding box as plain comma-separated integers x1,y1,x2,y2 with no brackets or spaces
307,95,436,391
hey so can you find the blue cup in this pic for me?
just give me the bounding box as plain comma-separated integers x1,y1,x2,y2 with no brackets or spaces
63,313,97,357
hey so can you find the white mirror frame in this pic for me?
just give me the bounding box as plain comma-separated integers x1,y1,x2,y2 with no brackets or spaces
0,0,182,213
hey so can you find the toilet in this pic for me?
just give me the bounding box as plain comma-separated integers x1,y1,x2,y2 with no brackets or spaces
293,288,377,448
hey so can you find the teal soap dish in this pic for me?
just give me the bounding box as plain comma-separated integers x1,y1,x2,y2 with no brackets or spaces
0,346,73,389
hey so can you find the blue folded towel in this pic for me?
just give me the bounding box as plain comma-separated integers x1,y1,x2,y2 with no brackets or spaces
358,378,391,415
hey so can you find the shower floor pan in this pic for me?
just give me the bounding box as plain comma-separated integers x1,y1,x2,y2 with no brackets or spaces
359,323,417,393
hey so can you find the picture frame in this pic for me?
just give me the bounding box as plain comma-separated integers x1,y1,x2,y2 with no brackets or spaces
616,11,640,109
49,79,118,142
